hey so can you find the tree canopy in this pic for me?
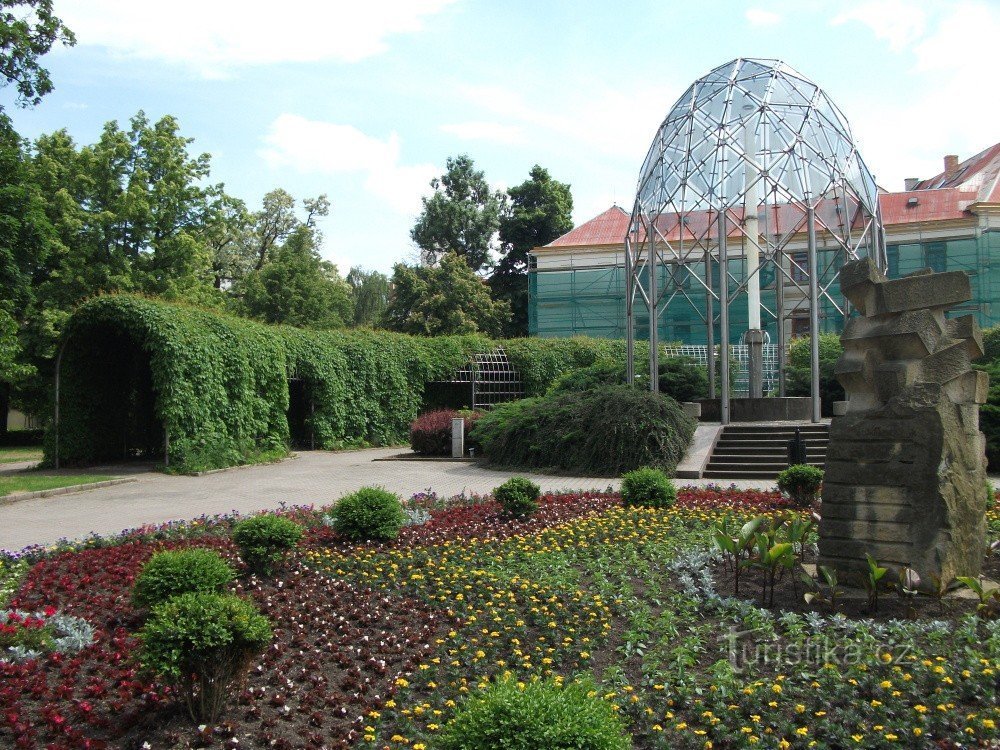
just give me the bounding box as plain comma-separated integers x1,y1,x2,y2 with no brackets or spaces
493,165,573,336
346,267,391,327
0,0,75,110
383,253,511,337
410,154,505,273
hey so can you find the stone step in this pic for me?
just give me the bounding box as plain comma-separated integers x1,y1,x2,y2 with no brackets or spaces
704,461,824,472
710,452,825,463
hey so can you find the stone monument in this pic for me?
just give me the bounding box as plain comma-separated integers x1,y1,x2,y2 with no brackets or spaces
817,258,989,587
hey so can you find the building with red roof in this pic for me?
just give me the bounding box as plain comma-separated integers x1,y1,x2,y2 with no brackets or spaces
529,144,1000,343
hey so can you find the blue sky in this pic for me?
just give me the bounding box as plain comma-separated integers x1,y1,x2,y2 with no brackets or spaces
4,0,997,274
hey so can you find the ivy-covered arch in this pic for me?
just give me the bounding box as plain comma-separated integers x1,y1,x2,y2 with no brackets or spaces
51,295,289,471
49,295,642,473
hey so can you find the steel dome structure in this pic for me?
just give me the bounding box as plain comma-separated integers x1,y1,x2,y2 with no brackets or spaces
625,57,885,422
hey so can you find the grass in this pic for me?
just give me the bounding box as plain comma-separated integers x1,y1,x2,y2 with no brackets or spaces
0,473,115,497
0,446,43,464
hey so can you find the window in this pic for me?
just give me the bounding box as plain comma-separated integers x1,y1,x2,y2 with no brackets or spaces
790,252,809,283
886,245,899,278
924,242,946,273
791,315,810,337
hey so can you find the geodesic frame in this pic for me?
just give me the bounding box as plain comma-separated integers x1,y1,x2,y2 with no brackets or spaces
625,58,886,423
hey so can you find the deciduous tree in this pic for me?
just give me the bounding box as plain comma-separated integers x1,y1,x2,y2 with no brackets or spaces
346,267,390,327
383,253,510,337
410,154,504,273
492,165,573,336
0,0,75,110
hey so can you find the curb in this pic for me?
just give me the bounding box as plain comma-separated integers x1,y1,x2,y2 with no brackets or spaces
187,453,300,477
374,453,477,463
0,478,138,505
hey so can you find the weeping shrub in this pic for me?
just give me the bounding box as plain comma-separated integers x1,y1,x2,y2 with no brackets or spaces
471,385,695,477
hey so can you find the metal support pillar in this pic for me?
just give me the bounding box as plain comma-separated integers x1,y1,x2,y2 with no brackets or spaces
775,251,786,397
648,242,659,393
705,246,716,400
718,212,731,425
807,206,821,423
625,238,635,385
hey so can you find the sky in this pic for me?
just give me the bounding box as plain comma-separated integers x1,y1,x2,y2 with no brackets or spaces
4,0,998,275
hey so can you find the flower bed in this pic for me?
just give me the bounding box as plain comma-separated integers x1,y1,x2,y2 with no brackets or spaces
0,491,996,749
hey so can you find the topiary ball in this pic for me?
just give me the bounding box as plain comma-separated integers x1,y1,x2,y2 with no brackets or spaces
776,464,824,507
437,676,631,750
232,514,303,576
620,467,677,509
139,592,272,723
493,476,541,519
329,486,406,541
132,548,236,610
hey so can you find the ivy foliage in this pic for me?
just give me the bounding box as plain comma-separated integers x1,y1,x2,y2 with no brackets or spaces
49,295,670,473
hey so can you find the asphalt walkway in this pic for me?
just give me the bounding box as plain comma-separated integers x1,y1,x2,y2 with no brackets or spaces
0,448,778,552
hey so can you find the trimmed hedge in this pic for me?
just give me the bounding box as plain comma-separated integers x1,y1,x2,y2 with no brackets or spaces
47,295,668,473
471,385,695,477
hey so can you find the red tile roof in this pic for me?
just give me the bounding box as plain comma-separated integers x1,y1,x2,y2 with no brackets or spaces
546,205,630,247
544,189,982,250
911,142,1000,203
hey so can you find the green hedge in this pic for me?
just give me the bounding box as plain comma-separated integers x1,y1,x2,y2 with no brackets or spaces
47,296,681,473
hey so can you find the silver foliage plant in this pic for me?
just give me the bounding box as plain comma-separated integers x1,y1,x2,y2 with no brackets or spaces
0,609,95,663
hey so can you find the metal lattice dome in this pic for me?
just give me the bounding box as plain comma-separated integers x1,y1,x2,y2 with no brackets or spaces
635,57,880,230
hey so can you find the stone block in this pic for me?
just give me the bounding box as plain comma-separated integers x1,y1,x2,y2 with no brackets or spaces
819,259,989,590
832,400,849,416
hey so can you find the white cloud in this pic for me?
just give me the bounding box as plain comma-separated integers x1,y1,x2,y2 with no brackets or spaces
260,114,438,215
440,121,524,144
832,0,927,52
833,1,1000,188
57,0,457,76
458,81,675,162
745,8,782,27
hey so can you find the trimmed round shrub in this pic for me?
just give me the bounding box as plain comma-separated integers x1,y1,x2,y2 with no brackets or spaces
620,467,677,508
776,464,825,507
437,676,631,750
409,409,481,456
139,592,272,723
132,548,235,610
471,385,696,477
493,476,541,518
329,486,406,541
232,514,303,576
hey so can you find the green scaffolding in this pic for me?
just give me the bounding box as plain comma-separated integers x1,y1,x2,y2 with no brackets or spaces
529,230,1000,342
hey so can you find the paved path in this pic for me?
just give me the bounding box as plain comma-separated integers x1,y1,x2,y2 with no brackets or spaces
0,448,782,551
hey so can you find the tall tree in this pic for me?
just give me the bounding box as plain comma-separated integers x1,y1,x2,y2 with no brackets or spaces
383,253,511,337
0,0,75,111
236,226,352,329
247,189,329,271
346,267,390,327
492,165,573,336
411,154,505,273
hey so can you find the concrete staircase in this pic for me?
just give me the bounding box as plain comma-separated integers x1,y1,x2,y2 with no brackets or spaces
702,423,829,480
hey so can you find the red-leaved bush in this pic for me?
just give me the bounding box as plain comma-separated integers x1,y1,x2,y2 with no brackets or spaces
409,410,480,456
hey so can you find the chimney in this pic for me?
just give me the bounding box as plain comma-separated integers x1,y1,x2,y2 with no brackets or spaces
904,177,919,191
944,154,959,180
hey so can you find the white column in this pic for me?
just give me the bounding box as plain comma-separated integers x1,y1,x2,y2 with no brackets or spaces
742,105,761,331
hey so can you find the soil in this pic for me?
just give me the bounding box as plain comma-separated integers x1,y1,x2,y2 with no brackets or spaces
711,551,1000,621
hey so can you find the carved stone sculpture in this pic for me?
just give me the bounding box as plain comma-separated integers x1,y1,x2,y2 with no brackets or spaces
817,258,989,587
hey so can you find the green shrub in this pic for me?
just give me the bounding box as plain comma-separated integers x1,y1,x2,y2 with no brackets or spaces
139,592,272,723
329,486,406,541
547,360,626,395
786,334,844,417
132,549,235,610
657,356,709,402
437,675,630,750
471,385,695,477
232,515,303,576
776,464,825,507
620,467,677,508
493,477,541,518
